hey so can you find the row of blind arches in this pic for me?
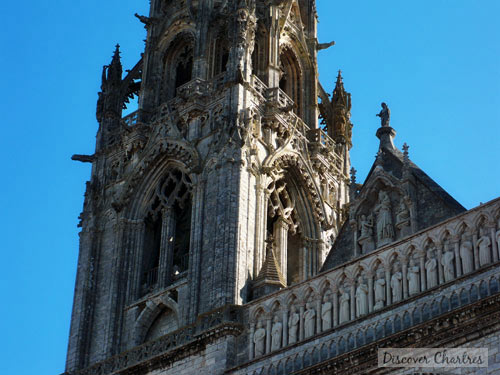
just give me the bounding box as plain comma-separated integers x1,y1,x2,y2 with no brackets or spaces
245,274,500,375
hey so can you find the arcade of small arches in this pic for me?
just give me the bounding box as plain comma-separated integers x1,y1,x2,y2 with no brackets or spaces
248,201,500,358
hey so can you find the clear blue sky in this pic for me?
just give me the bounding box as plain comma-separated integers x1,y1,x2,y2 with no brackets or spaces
0,1,498,374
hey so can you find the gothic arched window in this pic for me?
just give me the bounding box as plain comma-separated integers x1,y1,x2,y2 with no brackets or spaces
141,169,193,295
161,34,194,102
279,47,302,118
210,36,229,78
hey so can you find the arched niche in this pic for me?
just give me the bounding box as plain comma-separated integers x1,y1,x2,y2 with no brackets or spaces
161,32,194,102
279,46,302,118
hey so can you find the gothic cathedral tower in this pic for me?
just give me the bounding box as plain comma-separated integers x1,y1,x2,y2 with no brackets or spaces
66,0,351,373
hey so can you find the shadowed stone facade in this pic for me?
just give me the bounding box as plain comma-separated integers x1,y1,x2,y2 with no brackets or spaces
65,1,500,374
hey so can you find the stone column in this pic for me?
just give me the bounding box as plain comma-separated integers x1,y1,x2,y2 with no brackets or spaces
419,254,427,291
367,272,374,313
274,217,289,282
299,304,305,341
158,206,176,289
254,183,266,276
401,258,409,299
249,324,255,359
129,220,145,301
452,236,462,277
473,233,480,270
351,220,359,257
316,299,322,334
436,242,444,285
349,282,356,320
265,318,272,354
385,267,392,306
282,310,288,347
332,286,339,327
490,226,499,263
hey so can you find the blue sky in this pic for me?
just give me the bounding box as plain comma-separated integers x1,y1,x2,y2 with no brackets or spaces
0,1,498,374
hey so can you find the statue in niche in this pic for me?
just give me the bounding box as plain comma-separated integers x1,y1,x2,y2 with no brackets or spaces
374,268,386,310
441,243,455,282
304,303,316,338
391,264,403,303
496,218,500,256
321,294,332,331
477,227,492,267
395,199,411,237
355,276,369,317
425,250,438,289
288,306,299,344
408,258,420,296
358,214,375,253
339,286,350,324
254,320,266,357
376,102,391,127
460,233,474,274
271,316,282,351
374,191,395,246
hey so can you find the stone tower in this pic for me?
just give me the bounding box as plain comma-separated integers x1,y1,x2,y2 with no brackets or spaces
66,0,351,373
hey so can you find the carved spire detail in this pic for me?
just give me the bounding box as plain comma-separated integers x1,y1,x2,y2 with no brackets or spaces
331,70,353,148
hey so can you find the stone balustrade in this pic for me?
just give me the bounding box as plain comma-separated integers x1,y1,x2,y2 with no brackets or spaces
245,198,500,362
122,110,139,127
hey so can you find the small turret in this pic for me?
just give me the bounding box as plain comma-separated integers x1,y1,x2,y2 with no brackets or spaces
331,70,353,147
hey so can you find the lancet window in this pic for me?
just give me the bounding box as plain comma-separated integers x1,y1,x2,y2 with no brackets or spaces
141,169,193,295
161,34,194,102
210,36,229,78
279,47,302,118
266,176,314,286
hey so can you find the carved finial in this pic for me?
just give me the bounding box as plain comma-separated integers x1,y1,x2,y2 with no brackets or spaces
350,167,357,184
402,143,410,162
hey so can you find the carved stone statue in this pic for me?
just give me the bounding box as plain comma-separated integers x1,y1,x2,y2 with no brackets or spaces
288,306,300,344
477,227,492,267
441,244,455,282
460,233,474,274
321,295,332,331
425,250,438,289
358,214,375,253
374,269,386,310
395,199,411,237
339,286,350,324
254,321,266,357
374,191,395,246
391,266,403,303
355,276,368,317
408,258,420,296
376,102,390,127
271,316,282,351
304,303,316,338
